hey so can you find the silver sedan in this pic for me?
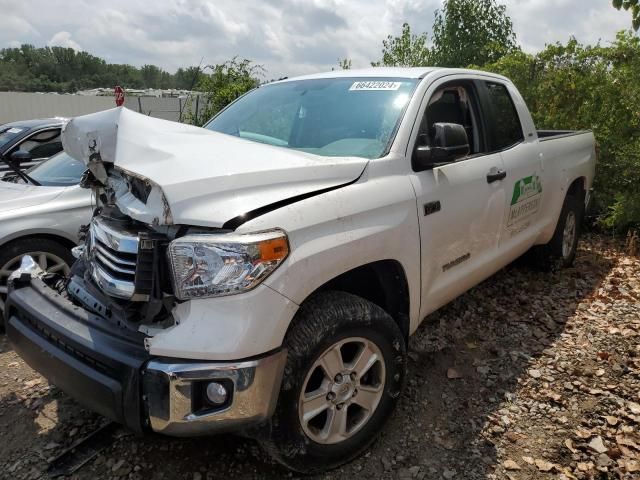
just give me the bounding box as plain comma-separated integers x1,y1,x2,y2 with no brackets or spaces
0,151,92,313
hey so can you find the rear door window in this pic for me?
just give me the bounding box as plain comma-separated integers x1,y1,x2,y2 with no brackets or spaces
484,82,524,151
13,128,62,159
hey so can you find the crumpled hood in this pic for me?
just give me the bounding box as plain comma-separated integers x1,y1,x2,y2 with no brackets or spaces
63,107,368,228
0,181,65,214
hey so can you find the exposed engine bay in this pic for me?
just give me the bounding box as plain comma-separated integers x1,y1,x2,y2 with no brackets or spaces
62,200,225,334
69,204,176,330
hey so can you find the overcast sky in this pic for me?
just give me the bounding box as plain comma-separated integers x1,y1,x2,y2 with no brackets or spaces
1,0,634,79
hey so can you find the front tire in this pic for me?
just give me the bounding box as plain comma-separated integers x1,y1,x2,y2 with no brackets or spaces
259,291,406,473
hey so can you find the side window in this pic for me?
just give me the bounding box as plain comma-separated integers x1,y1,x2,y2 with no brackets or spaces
421,84,484,155
13,129,63,159
484,83,524,151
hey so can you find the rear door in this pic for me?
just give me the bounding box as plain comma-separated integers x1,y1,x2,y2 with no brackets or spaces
478,81,545,260
408,77,509,318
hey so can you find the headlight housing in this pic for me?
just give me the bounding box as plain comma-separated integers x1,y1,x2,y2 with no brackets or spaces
168,230,289,300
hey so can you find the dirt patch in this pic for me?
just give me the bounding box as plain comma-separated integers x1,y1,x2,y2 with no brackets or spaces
1,235,638,479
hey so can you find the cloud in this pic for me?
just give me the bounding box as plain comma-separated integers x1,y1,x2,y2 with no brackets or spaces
4,13,39,38
506,0,630,52
48,31,82,51
0,0,636,79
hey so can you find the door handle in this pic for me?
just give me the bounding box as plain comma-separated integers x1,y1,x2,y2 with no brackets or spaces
487,169,507,183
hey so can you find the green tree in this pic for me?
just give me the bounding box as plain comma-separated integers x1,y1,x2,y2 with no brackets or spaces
337,58,352,70
372,23,432,67
432,0,518,67
0,44,201,92
191,57,264,125
140,64,164,88
484,32,640,231
174,66,202,90
613,0,640,30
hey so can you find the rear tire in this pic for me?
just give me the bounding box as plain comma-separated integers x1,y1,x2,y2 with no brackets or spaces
532,194,583,271
258,291,406,473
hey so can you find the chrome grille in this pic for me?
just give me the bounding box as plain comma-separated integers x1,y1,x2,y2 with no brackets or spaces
89,218,143,300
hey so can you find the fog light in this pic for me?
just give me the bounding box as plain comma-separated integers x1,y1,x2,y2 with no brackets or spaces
205,382,228,406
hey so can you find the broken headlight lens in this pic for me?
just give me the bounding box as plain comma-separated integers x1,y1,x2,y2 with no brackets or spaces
167,230,289,300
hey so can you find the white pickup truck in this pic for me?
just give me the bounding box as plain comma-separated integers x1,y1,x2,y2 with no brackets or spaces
5,68,596,473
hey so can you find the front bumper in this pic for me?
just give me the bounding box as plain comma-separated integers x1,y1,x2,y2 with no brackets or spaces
4,273,286,436
144,352,286,436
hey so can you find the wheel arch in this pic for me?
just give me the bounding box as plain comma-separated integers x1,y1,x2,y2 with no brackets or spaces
536,175,588,247
0,232,77,253
292,260,411,342
567,176,586,204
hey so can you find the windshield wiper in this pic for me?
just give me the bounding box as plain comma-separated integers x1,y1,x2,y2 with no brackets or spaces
0,152,40,186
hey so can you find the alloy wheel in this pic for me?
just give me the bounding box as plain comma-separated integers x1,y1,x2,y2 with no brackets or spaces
562,211,577,259
298,337,386,445
0,252,70,311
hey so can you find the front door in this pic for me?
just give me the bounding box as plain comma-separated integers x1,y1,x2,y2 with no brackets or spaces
408,80,508,318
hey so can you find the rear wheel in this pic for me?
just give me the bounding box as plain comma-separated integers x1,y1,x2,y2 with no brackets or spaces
533,193,583,270
0,238,74,321
259,291,406,473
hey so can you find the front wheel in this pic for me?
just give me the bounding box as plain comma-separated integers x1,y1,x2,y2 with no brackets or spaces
0,238,74,323
259,291,406,473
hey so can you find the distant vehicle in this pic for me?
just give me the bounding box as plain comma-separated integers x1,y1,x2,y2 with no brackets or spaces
0,150,91,314
0,118,67,178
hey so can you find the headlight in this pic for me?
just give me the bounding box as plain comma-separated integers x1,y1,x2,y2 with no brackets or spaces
168,230,289,300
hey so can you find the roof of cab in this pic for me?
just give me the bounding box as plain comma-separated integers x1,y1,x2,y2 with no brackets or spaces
275,66,510,83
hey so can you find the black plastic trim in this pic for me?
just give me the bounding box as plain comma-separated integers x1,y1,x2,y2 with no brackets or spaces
4,278,150,432
537,130,592,142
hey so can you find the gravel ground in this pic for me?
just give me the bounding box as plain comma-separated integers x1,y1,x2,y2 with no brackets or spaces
1,234,638,480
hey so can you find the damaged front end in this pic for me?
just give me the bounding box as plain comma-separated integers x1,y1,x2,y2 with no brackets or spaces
65,106,175,228
3,169,177,332
105,168,173,226
70,206,178,332
62,110,185,332
81,160,173,227
3,107,312,437
68,154,181,332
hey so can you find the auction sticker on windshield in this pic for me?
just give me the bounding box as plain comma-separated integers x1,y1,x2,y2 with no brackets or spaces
349,81,402,91
507,174,543,233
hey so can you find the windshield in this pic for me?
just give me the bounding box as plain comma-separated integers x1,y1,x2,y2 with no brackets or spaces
0,126,26,149
27,151,86,186
204,77,419,159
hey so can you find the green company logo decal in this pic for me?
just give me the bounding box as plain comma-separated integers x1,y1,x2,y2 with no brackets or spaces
511,174,542,206
508,174,543,227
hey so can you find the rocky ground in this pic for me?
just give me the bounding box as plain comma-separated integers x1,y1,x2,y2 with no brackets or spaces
0,234,638,480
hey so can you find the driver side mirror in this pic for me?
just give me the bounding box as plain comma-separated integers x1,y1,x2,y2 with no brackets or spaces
10,150,32,166
413,123,470,171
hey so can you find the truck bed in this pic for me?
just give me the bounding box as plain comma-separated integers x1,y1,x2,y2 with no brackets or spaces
537,130,592,142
